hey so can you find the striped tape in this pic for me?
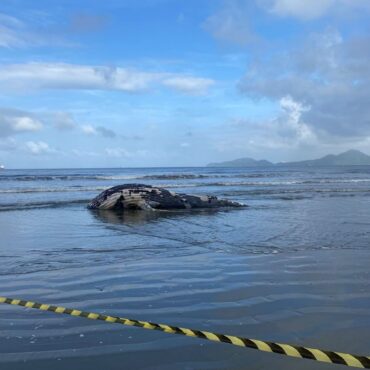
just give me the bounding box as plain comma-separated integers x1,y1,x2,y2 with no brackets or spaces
0,296,369,368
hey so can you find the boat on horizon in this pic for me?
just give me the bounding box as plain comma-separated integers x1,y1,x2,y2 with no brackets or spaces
0,165,5,170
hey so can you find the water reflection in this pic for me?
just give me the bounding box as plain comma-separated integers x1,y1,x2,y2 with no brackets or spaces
91,208,223,225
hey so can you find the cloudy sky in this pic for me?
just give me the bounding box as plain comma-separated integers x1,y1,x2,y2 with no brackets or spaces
1,0,370,168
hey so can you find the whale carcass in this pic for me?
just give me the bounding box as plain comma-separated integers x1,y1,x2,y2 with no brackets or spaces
88,184,244,210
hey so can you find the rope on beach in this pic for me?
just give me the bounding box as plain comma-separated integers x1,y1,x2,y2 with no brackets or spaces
0,296,369,368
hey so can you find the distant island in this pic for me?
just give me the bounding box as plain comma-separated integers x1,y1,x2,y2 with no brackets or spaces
207,149,370,167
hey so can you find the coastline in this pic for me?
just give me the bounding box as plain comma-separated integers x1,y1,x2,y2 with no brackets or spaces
1,166,370,369
0,248,369,369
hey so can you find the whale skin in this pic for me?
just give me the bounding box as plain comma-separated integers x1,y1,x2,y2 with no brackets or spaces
88,184,244,210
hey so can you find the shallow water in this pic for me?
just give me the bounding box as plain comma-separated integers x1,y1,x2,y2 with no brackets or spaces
0,166,370,369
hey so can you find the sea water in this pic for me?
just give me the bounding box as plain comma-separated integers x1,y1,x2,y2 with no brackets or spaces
0,166,369,369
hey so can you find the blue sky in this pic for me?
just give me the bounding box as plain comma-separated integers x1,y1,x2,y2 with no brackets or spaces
1,0,370,168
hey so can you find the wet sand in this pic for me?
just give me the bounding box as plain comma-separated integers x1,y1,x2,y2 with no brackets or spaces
1,167,370,369
1,248,369,370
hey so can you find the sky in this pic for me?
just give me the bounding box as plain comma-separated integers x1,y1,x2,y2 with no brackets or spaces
1,0,370,168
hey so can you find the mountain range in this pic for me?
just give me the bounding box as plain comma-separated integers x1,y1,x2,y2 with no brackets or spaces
207,150,370,167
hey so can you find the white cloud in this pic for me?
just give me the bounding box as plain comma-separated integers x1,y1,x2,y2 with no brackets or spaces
105,148,148,158
0,109,43,137
105,148,130,158
72,149,99,157
278,95,315,142
53,112,77,130
0,63,155,92
12,116,42,132
203,2,254,46
81,124,98,135
0,62,215,95
0,107,119,143
240,29,370,141
0,137,17,151
259,0,370,19
262,0,334,19
163,77,215,95
280,95,315,141
204,0,370,48
0,12,69,48
25,141,55,155
0,13,26,47
212,95,317,158
81,124,116,137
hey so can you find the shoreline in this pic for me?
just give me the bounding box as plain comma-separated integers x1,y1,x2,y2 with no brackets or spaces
1,249,369,369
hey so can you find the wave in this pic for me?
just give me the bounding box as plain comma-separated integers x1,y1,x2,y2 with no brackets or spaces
0,174,211,181
138,174,210,180
0,186,108,194
2,187,370,212
219,188,370,197
0,175,138,181
0,172,298,182
0,181,298,194
3,178,370,194
0,199,89,211
0,181,317,194
301,178,370,184
141,173,286,180
2,171,370,184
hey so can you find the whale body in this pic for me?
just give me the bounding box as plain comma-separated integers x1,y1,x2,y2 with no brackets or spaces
88,184,244,210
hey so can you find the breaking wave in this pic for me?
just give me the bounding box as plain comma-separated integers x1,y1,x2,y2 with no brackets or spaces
0,186,108,194
0,172,290,182
0,199,89,211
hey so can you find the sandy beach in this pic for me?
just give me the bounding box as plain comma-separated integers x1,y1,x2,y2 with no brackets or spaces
2,0,370,367
0,249,369,370
1,166,370,369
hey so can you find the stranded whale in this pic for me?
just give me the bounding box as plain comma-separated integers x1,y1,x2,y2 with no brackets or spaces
88,184,244,210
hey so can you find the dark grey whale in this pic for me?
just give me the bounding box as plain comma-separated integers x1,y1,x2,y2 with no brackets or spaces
88,184,244,210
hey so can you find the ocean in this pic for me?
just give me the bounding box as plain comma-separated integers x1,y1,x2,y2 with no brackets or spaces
0,166,370,369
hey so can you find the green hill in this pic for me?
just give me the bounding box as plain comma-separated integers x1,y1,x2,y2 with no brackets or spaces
207,150,370,167
207,157,273,167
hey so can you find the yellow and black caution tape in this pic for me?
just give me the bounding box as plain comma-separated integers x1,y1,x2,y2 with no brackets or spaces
0,296,369,368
